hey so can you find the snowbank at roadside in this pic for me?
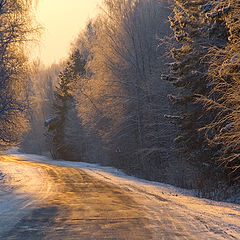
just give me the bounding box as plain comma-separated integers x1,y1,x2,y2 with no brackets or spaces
8,152,195,196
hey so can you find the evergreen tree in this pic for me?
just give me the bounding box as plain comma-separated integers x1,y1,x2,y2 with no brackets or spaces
165,0,229,188
46,50,86,160
200,0,240,182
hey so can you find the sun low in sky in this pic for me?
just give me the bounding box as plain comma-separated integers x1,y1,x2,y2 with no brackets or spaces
33,0,102,66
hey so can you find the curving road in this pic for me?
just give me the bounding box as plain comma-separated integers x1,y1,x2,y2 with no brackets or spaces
1,155,240,240
0,155,153,240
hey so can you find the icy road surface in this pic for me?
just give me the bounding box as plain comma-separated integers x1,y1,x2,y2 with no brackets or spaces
0,154,240,239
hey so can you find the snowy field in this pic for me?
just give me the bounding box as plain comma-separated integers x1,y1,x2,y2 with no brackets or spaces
1,152,240,239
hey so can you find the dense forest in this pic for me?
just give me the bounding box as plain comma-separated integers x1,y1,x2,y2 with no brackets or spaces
1,0,240,201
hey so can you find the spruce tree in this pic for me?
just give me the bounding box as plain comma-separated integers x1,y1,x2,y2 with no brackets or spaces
165,0,229,187
201,0,240,182
46,50,86,160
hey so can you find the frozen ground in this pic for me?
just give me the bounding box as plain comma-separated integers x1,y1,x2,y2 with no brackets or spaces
0,155,55,237
0,153,240,239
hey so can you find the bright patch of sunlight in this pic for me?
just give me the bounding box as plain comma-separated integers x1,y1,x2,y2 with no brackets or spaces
31,0,102,66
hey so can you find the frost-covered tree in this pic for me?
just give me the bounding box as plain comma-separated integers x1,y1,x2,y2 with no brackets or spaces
166,0,232,188
0,0,38,148
76,0,174,179
20,61,61,154
199,0,240,182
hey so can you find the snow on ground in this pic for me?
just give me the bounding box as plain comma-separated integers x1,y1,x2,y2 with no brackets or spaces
0,154,55,237
1,152,240,239
6,152,195,196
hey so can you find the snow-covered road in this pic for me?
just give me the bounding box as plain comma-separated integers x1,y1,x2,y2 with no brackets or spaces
0,154,240,239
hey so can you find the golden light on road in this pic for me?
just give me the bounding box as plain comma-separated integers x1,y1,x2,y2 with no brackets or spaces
33,0,102,66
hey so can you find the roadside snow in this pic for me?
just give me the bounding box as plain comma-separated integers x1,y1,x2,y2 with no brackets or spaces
7,152,196,197
1,153,240,239
0,155,55,237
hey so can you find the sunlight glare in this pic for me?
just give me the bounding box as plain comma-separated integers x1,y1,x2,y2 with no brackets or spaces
32,0,102,66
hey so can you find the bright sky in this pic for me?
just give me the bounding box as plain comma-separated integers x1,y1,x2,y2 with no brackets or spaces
32,0,102,66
